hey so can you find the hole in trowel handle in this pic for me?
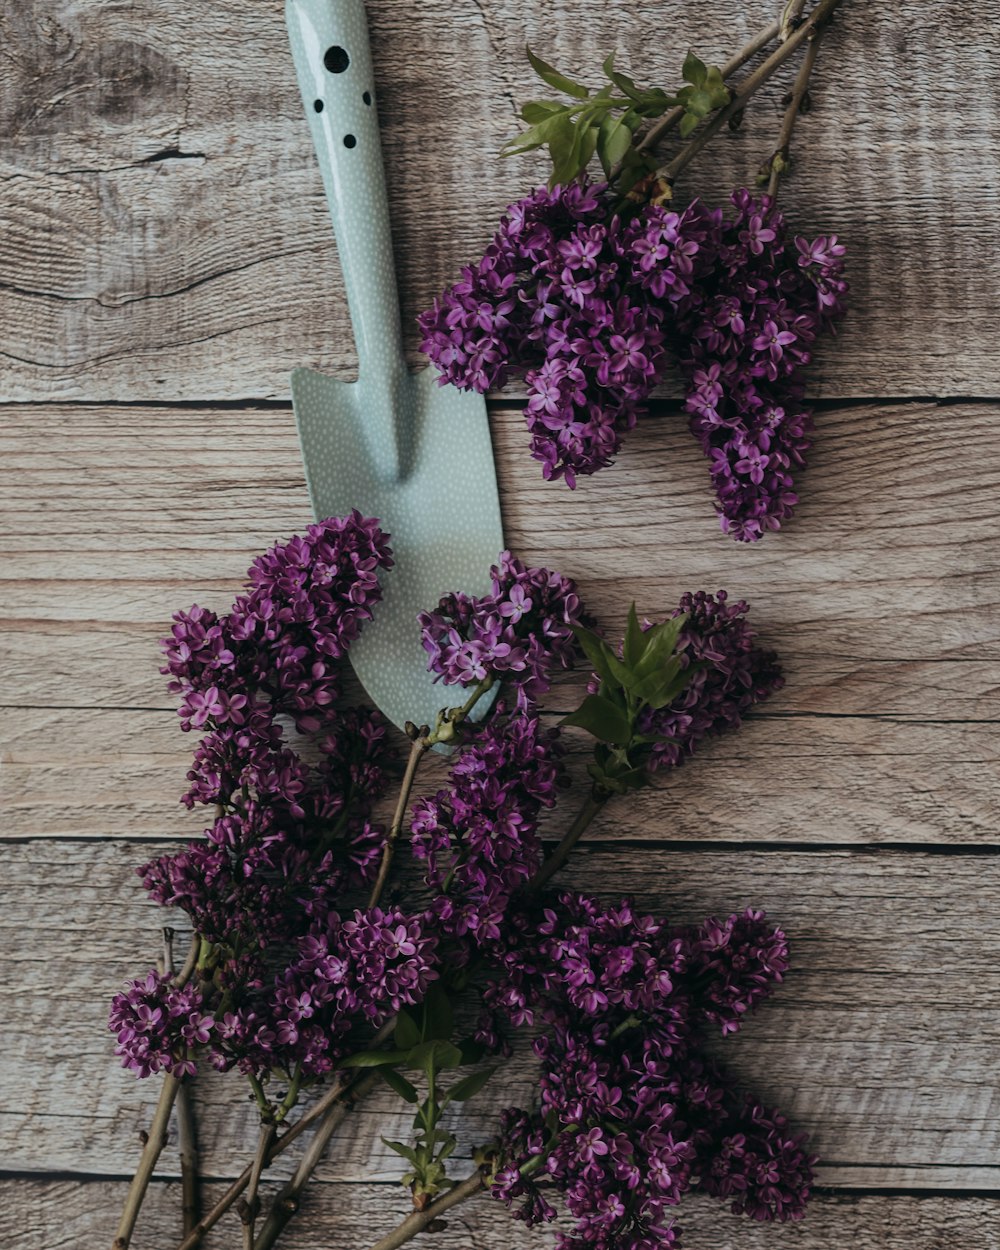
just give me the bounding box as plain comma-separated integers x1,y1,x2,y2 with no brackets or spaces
324,45,350,73
313,99,324,112
343,134,357,148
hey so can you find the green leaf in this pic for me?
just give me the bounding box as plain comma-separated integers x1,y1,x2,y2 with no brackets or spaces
380,1068,419,1104
520,99,565,123
601,51,643,101
502,109,574,157
679,111,699,138
681,51,707,87
444,1067,496,1104
420,982,454,1041
632,615,687,679
571,625,616,689
436,1134,458,1162
340,1048,412,1068
631,659,688,711
561,693,632,747
543,111,578,184
394,1008,421,1050
406,1039,464,1074
526,45,590,99
623,602,645,668
596,112,632,176
587,758,648,793
382,1137,418,1164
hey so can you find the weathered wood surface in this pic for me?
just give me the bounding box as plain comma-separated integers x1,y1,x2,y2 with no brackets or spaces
6,704,999,845
3,401,997,848
12,1182,1000,1250
3,0,1000,1244
6,841,1000,1187
2,1,1000,399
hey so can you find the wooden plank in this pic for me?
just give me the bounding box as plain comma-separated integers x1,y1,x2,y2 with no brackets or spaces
5,840,1000,1185
3,704,998,845
1,2,999,399
1,400,997,679
7,1181,1000,1250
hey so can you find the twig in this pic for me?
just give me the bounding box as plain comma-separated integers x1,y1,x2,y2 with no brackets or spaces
171,934,200,990
367,675,495,909
635,16,782,156
176,1081,201,1237
112,1075,181,1250
366,1167,489,1250
243,1120,277,1246
528,788,611,891
766,24,825,198
780,0,810,40
367,733,432,907
252,1070,381,1250
174,1023,395,1250
657,0,845,187
162,930,201,1238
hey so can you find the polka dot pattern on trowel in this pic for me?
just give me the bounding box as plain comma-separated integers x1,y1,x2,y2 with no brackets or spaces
286,0,504,738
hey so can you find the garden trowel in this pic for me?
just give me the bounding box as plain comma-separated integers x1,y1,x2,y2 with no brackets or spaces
286,0,503,735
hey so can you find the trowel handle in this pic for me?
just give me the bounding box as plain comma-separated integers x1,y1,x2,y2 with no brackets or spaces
286,0,407,386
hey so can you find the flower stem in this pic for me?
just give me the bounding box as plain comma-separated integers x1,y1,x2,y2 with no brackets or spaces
656,0,846,187
173,1038,390,1250
161,929,202,1238
780,0,810,40
252,1070,381,1250
242,1119,277,1246
528,786,611,891
367,675,495,909
635,16,782,158
765,23,825,198
368,734,432,908
112,1074,180,1250
365,1167,489,1250
176,1082,200,1237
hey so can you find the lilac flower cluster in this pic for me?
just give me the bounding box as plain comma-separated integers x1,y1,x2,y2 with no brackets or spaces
163,512,392,737
209,906,438,1077
109,972,211,1079
418,182,717,486
421,179,846,539
110,905,438,1080
112,516,445,1082
675,189,847,541
638,590,784,772
483,893,810,1247
411,706,565,945
419,551,583,703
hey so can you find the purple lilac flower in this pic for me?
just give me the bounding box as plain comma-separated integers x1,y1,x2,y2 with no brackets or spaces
162,512,392,735
109,971,212,1079
209,906,439,1078
421,179,846,540
419,551,583,701
675,189,847,541
637,590,784,771
411,706,565,945
114,518,399,1081
419,181,718,487
480,893,808,1248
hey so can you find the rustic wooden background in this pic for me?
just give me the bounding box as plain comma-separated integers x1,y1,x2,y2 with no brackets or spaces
3,0,1000,1246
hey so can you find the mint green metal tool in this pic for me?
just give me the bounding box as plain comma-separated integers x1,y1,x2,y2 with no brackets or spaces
285,0,503,735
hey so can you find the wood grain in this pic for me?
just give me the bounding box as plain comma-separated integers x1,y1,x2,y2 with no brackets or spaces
1,1,999,399
9,1181,1000,1250
4,704,998,845
5,840,1000,1186
2,400,997,848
